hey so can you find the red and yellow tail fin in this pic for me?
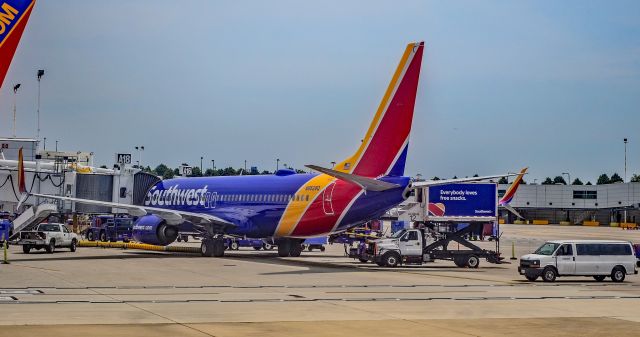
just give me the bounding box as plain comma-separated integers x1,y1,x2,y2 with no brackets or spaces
17,147,26,193
499,167,528,205
335,42,424,178
0,0,36,89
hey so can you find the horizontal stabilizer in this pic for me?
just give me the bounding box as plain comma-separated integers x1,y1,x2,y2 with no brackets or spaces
502,204,524,219
305,165,400,192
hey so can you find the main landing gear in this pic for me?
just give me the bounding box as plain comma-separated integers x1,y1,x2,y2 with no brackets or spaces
277,238,304,257
201,236,225,257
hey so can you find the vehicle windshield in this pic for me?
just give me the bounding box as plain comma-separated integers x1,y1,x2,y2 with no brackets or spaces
38,224,60,232
534,242,560,256
391,229,407,238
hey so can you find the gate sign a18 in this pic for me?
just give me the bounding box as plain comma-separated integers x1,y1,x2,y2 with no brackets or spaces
116,153,132,165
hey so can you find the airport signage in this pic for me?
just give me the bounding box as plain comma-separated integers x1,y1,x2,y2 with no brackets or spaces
181,166,192,176
427,183,497,218
116,153,132,165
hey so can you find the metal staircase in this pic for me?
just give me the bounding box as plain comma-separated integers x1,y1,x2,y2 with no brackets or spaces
8,204,57,241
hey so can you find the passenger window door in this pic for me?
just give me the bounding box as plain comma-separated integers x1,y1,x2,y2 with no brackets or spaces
555,244,576,275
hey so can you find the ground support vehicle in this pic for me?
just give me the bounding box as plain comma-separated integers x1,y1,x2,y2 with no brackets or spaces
303,237,327,252
350,223,503,267
225,237,274,251
519,240,638,282
14,223,79,253
85,215,134,242
0,212,12,244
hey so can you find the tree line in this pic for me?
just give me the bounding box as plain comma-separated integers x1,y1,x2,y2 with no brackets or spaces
143,164,306,179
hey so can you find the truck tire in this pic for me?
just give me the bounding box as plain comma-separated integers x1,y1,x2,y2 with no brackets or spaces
466,255,480,269
70,239,77,252
542,267,557,282
382,251,400,268
100,231,107,242
593,275,606,282
320,246,325,252
87,231,94,241
253,246,262,251
611,266,626,282
45,240,55,254
453,256,466,268
22,245,30,254
358,258,369,263
525,275,538,282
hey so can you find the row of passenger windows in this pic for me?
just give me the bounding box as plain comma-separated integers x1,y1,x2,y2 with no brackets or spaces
217,194,309,203
573,190,597,200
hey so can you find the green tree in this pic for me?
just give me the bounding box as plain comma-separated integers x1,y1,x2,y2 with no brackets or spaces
189,167,203,177
572,178,583,185
261,170,271,175
163,169,175,179
431,176,440,181
610,173,623,183
553,176,567,185
498,177,508,184
541,177,554,185
586,181,592,185
631,174,640,183
154,164,170,177
597,174,610,185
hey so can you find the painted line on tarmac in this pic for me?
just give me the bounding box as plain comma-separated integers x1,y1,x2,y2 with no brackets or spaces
5,295,640,305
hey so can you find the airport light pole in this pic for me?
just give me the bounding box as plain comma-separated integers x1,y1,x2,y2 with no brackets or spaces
55,140,58,152
331,161,336,169
37,70,44,140
43,137,46,151
244,160,247,173
200,156,203,174
562,172,570,185
12,83,20,138
276,158,280,171
211,160,215,171
624,138,628,182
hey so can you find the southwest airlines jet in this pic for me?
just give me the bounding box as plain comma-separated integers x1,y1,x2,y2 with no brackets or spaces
0,0,35,88
20,41,512,257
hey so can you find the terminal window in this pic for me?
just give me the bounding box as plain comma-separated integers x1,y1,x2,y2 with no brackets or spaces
573,190,597,199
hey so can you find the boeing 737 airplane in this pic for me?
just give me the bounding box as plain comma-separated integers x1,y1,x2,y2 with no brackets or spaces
18,41,514,258
0,0,35,89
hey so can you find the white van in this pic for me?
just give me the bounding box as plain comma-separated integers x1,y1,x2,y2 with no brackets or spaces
518,240,638,282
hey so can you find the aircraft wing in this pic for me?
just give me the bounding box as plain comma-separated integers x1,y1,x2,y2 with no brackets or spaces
29,193,236,229
305,165,400,191
411,173,519,188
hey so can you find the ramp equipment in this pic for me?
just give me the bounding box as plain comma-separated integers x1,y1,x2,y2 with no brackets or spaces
9,204,57,241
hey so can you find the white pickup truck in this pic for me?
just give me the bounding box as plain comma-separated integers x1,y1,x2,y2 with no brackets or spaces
18,223,79,254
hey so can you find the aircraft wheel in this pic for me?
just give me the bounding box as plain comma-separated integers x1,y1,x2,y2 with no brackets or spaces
213,239,225,257
230,241,239,250
201,240,214,257
278,241,291,257
22,245,31,254
289,244,303,257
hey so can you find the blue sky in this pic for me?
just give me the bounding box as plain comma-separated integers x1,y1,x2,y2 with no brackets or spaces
1,0,639,183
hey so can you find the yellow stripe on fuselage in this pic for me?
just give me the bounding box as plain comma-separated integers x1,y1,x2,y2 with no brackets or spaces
334,43,414,174
274,174,335,237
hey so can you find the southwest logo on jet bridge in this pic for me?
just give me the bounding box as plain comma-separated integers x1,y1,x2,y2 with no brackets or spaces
144,185,210,207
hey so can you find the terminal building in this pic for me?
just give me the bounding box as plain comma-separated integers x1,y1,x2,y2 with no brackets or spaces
498,183,640,226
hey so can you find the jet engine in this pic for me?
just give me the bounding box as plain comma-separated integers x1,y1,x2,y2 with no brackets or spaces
132,214,179,246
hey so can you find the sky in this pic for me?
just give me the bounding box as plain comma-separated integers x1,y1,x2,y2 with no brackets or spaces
1,0,639,183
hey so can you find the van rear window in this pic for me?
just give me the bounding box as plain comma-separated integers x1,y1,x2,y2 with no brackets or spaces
576,244,632,256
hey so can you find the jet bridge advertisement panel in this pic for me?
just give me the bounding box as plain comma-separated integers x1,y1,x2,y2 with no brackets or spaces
427,183,497,219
